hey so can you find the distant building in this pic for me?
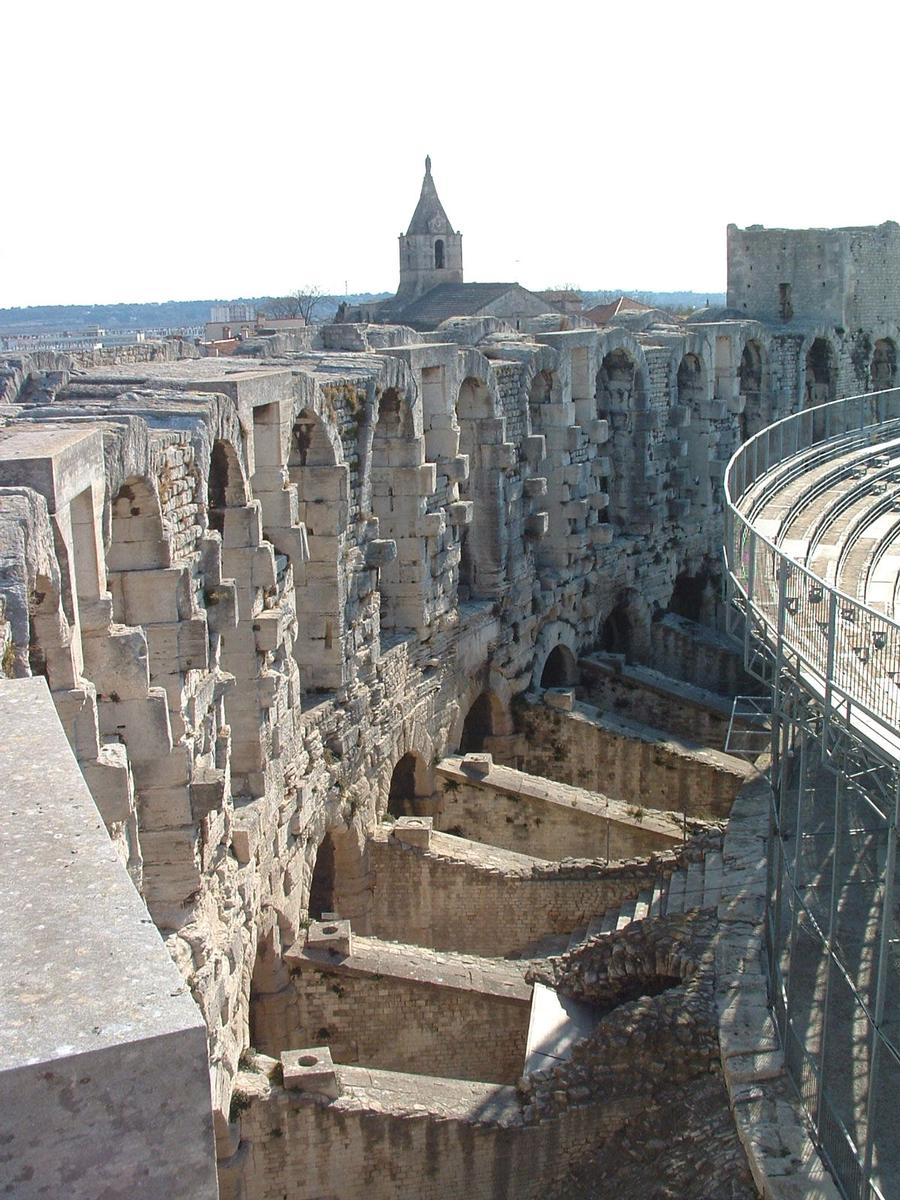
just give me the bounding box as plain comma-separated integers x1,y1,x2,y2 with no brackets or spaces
344,158,563,331
583,296,656,326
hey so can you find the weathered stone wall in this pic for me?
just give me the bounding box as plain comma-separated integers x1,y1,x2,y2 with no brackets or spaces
578,652,734,745
251,940,530,1084
430,757,680,861
368,829,675,957
225,1061,612,1200
502,697,753,820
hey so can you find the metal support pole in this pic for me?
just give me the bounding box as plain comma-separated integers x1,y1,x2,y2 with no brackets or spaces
861,771,899,1191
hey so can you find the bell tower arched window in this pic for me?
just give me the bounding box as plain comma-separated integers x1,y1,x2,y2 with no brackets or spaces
434,239,444,269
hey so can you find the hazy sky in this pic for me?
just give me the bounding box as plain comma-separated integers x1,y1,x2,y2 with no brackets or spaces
4,1,898,307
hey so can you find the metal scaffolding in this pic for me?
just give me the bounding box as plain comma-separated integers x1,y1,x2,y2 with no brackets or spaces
724,387,900,1200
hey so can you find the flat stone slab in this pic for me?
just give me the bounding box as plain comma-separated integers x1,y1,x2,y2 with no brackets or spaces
523,981,598,1075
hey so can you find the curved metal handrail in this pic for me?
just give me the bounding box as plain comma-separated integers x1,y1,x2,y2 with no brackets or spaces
724,387,900,752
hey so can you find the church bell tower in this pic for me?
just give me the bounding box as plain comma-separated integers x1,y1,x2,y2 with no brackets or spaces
398,156,463,300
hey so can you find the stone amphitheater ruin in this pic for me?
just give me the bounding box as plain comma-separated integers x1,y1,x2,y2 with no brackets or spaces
2,164,898,1200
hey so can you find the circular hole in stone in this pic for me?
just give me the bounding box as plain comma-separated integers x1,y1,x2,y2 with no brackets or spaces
322,925,338,935
298,1055,318,1067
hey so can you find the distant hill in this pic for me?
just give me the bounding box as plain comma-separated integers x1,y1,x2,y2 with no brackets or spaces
0,289,724,337
0,294,392,336
579,290,725,312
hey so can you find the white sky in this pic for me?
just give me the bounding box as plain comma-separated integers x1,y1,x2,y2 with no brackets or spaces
3,0,898,307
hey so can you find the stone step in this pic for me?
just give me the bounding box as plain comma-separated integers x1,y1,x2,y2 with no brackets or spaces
649,876,667,918
666,869,687,914
702,850,724,908
523,982,599,1076
586,914,609,939
632,889,652,923
600,907,619,934
567,924,590,950
683,858,706,910
615,895,638,930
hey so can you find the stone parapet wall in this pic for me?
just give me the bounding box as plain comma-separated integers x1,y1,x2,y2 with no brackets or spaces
368,828,677,957
252,934,530,1084
502,696,754,820
225,1060,610,1200
431,755,681,860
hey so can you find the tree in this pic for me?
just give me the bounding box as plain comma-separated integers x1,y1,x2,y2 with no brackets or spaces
261,286,326,324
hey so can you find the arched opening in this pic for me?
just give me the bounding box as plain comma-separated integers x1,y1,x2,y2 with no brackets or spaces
668,566,719,628
596,349,645,528
528,369,554,429
387,752,424,818
678,353,712,507
457,376,504,600
540,643,578,688
309,832,337,918
207,443,229,535
207,439,247,536
434,239,444,269
740,339,767,435
600,602,633,660
308,825,370,926
371,387,422,636
106,477,169,624
459,691,497,753
872,339,897,391
288,410,346,691
804,338,835,408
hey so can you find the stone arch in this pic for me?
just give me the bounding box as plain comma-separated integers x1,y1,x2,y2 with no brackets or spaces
308,823,371,926
668,559,720,629
532,621,579,690
540,644,578,688
288,409,347,691
678,351,713,507
106,476,170,624
595,338,652,531
739,338,768,436
458,689,507,753
871,338,897,391
206,439,249,535
386,750,432,819
804,336,836,409
527,368,557,431
376,724,436,821
457,373,506,599
599,590,651,664
371,385,425,635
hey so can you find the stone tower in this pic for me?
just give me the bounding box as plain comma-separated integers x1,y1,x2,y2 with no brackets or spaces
398,156,463,301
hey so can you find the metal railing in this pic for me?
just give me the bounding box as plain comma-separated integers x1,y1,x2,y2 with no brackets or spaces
724,387,900,1200
724,387,900,750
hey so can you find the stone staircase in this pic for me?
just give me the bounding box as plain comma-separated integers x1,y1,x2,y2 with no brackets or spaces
522,842,724,1076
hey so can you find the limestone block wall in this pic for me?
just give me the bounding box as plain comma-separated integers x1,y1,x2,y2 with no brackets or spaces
227,1063,614,1200
578,652,734,745
503,698,754,820
368,830,674,956
649,613,749,696
431,757,681,861
251,939,530,1084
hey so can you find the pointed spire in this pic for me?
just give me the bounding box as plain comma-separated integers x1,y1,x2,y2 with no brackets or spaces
406,157,453,236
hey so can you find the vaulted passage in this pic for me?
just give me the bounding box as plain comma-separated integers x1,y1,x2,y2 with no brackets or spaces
872,338,897,391
459,691,499,752
541,643,577,687
387,752,421,817
804,338,835,408
457,376,504,600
